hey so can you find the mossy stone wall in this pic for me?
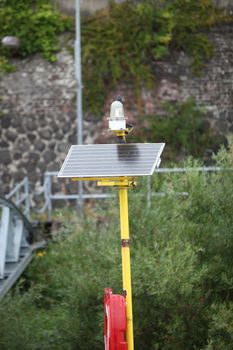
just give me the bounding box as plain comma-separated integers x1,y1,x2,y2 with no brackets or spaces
52,0,233,16
1,24,233,200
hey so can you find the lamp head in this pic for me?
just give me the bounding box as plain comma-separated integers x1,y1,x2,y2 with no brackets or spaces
108,97,133,143
109,99,126,131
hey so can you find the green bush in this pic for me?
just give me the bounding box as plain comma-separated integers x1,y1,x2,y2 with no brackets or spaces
1,142,233,349
203,303,233,350
0,0,72,74
82,0,174,114
132,98,226,161
168,0,226,73
82,0,228,114
0,206,122,350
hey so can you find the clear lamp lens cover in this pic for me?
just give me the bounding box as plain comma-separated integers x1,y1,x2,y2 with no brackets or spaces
109,101,126,121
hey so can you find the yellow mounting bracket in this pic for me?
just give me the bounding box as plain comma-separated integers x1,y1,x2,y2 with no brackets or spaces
115,130,126,137
71,177,137,187
112,126,134,143
97,178,137,188
113,130,127,143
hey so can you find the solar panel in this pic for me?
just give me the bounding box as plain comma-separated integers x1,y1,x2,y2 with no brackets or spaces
58,143,165,178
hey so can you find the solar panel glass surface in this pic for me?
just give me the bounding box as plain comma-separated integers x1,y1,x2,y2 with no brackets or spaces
58,143,165,178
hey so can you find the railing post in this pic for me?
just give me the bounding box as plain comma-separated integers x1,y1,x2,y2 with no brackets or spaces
0,207,10,279
47,175,53,221
24,177,30,219
16,186,19,206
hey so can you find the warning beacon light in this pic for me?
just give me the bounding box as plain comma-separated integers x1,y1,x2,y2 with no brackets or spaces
108,96,133,143
109,97,126,131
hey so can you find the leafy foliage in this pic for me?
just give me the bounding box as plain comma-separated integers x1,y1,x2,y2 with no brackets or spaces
0,0,230,115
0,0,72,74
203,303,233,350
168,0,226,73
82,0,228,114
1,142,233,349
132,98,226,161
82,0,174,114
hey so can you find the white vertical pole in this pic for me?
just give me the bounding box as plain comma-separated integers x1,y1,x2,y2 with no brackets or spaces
75,0,84,212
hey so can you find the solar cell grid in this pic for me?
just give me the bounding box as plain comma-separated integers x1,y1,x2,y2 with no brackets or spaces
58,143,165,178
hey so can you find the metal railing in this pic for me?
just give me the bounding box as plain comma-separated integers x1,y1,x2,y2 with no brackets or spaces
155,166,229,173
36,172,114,220
5,177,30,218
37,167,232,220
0,195,46,299
3,166,233,221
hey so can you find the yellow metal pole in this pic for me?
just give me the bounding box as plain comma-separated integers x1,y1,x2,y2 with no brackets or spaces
119,186,134,350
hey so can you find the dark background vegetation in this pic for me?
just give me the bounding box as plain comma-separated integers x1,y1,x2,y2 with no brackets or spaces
132,98,226,162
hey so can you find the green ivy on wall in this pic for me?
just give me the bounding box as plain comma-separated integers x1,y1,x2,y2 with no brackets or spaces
132,98,226,161
169,0,227,73
82,1,175,114
82,0,229,115
0,0,231,115
0,0,72,74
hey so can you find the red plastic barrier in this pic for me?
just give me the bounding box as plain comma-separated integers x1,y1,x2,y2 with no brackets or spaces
104,288,128,350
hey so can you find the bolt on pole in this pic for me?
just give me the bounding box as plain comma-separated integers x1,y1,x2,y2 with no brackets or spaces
75,0,84,212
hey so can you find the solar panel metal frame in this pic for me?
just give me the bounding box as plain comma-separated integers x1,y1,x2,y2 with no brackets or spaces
58,143,165,179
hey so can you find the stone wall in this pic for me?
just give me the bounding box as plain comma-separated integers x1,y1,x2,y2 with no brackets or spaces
0,48,101,201
52,0,233,16
1,24,233,201
52,0,109,16
213,0,233,10
102,25,233,135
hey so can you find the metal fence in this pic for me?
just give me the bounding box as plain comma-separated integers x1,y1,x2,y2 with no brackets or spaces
36,172,114,220
37,167,231,220
5,177,30,218
5,167,232,221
